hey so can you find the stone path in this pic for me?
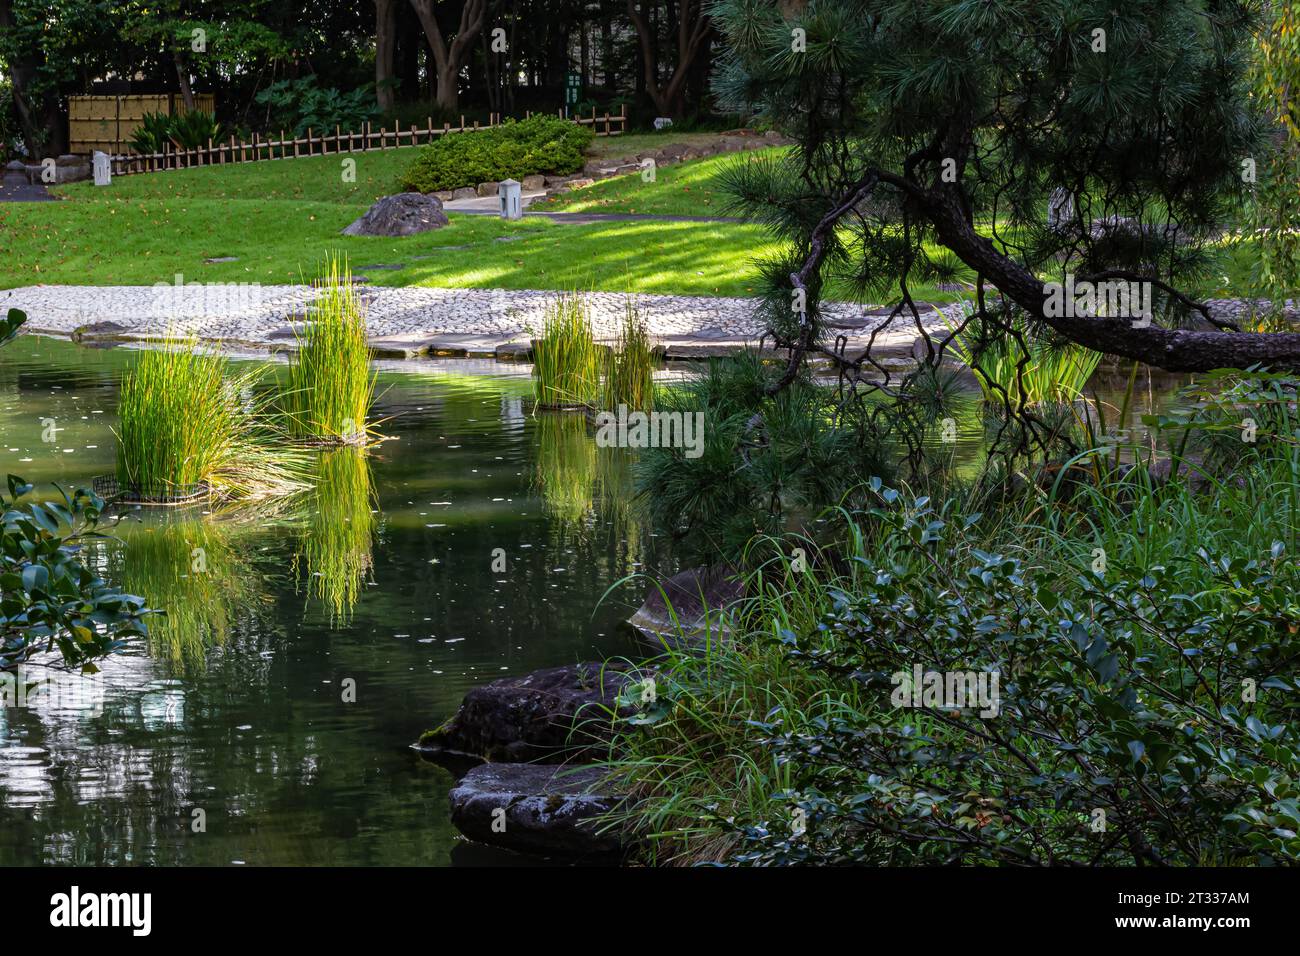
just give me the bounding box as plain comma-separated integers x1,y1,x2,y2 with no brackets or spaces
3,283,1278,366
0,284,951,363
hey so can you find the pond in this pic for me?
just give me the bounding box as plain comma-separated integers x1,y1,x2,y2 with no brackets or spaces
0,335,1186,866
0,335,665,866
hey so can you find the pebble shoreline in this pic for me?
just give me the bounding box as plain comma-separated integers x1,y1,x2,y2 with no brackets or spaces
1,284,1288,363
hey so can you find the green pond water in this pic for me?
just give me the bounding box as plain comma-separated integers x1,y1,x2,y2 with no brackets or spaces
0,335,1183,866
0,335,666,866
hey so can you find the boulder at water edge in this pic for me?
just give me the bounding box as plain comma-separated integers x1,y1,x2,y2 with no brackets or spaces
342,192,449,236
449,763,627,858
417,662,640,763
628,565,746,651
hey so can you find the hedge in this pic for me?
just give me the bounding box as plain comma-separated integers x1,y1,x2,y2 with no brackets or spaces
399,115,594,193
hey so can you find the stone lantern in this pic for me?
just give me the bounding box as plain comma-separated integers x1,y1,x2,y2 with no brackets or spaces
498,179,522,220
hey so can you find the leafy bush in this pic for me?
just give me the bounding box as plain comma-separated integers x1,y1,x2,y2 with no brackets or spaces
1,312,153,673
128,110,222,153
254,77,375,138
1,477,153,672
168,110,222,150
612,461,1300,866
400,114,593,192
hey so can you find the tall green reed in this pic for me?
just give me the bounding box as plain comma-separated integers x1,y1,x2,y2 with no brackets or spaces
533,292,600,409
601,299,656,412
284,254,375,443
115,340,310,500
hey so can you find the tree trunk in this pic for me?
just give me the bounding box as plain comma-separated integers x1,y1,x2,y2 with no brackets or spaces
0,0,65,158
794,166,1300,376
174,53,196,112
409,0,489,115
626,0,710,118
374,0,398,113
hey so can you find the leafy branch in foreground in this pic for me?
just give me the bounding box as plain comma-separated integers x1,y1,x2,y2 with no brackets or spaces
2,477,152,672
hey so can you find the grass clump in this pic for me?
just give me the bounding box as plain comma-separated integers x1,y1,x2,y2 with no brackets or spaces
533,292,600,409
115,341,311,501
284,254,375,444
601,299,657,412
947,309,1101,407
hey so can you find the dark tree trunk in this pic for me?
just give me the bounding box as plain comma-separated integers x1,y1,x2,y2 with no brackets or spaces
373,0,398,113
409,0,489,114
0,0,66,158
626,0,711,117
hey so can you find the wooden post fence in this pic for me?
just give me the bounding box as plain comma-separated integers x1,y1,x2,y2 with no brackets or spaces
106,106,628,178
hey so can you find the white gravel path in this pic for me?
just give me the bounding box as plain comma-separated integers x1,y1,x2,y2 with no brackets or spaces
0,284,952,358
2,284,1276,362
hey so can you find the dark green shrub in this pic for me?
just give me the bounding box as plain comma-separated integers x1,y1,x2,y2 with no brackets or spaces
129,111,174,154
1,310,153,672
730,485,1300,865
168,110,222,150
612,467,1300,866
399,114,593,193
254,78,375,138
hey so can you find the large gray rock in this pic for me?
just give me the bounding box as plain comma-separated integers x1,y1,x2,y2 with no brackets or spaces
342,192,448,236
418,662,641,762
628,565,745,651
449,763,627,858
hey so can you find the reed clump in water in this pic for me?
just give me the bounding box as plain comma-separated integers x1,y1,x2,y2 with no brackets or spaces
533,292,600,409
284,254,376,444
115,340,311,501
602,299,657,413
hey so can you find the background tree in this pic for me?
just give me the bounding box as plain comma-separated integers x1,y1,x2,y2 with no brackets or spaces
409,0,491,112
625,0,712,117
710,0,1300,378
1251,0,1300,327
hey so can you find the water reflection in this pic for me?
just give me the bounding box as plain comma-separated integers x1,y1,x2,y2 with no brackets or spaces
1,337,662,866
293,447,378,626
533,411,597,528
114,511,273,675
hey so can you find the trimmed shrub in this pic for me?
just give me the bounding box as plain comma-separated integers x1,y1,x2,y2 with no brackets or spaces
400,114,593,193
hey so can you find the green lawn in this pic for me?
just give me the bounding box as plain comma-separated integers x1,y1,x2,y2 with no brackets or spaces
535,148,779,217
0,139,1256,306
0,190,780,297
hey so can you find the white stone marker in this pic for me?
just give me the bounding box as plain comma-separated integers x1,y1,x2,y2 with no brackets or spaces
92,151,112,187
498,179,522,220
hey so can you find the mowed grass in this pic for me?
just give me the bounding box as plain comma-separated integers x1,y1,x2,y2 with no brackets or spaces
0,194,778,296
0,139,1259,305
0,141,784,296
536,148,781,217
